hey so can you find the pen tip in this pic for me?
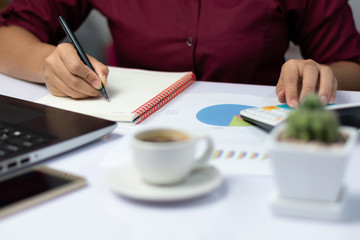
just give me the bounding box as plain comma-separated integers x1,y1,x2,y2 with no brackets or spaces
99,86,110,102
104,94,110,102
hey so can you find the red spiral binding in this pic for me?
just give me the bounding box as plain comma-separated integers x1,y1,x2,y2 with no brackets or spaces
132,72,196,123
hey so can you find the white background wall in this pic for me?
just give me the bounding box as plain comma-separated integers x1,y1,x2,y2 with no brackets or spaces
349,0,360,30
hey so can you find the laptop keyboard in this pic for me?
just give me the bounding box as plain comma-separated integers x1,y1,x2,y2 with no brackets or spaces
0,122,51,159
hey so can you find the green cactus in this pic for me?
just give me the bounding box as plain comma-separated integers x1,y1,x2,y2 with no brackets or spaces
284,94,340,143
299,93,323,110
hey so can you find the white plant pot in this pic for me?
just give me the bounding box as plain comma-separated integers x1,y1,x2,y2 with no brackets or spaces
267,124,358,202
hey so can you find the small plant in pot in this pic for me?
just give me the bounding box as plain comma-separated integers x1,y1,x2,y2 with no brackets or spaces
267,94,358,219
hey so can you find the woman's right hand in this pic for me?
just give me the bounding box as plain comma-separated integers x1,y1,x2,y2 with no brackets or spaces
43,43,109,99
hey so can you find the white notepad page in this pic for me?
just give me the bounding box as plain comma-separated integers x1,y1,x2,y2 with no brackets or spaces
37,67,195,124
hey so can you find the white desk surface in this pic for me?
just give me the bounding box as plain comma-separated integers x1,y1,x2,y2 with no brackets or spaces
1,73,360,240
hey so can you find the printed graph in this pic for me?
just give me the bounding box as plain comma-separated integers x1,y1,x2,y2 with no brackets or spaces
212,149,269,161
196,104,255,127
210,148,271,175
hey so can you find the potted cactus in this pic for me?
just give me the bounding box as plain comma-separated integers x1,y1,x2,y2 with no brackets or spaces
267,94,358,205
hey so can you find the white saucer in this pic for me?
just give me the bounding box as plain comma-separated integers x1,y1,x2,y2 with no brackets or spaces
107,163,223,202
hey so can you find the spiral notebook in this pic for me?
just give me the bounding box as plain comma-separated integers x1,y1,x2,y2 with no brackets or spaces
37,67,196,124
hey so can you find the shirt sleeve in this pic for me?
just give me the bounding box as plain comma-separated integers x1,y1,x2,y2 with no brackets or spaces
0,0,93,45
288,0,360,64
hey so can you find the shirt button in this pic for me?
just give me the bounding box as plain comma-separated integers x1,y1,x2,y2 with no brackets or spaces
186,37,194,47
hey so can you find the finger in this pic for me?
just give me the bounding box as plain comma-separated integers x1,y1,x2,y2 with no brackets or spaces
276,72,286,103
55,70,99,98
89,55,109,86
277,88,286,103
58,43,102,90
53,59,99,96
298,61,319,103
45,80,67,97
329,76,338,104
317,65,335,105
47,69,93,98
281,60,301,108
49,82,88,99
46,74,89,98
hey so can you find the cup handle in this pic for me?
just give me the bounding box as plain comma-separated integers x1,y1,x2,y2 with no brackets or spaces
192,135,214,170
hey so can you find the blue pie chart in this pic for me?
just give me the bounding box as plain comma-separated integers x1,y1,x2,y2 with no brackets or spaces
196,104,255,126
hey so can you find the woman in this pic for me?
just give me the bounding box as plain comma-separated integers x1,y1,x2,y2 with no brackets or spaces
0,0,359,107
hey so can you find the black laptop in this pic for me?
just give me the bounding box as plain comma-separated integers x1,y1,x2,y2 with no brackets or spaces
0,94,117,176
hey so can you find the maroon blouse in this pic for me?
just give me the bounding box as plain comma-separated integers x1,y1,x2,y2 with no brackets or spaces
1,0,360,85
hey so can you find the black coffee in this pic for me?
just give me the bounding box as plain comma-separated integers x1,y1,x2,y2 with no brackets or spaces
137,130,190,142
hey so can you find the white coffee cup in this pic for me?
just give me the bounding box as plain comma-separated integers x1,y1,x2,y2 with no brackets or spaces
131,127,214,185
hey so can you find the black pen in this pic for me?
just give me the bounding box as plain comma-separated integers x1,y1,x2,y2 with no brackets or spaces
58,16,110,102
